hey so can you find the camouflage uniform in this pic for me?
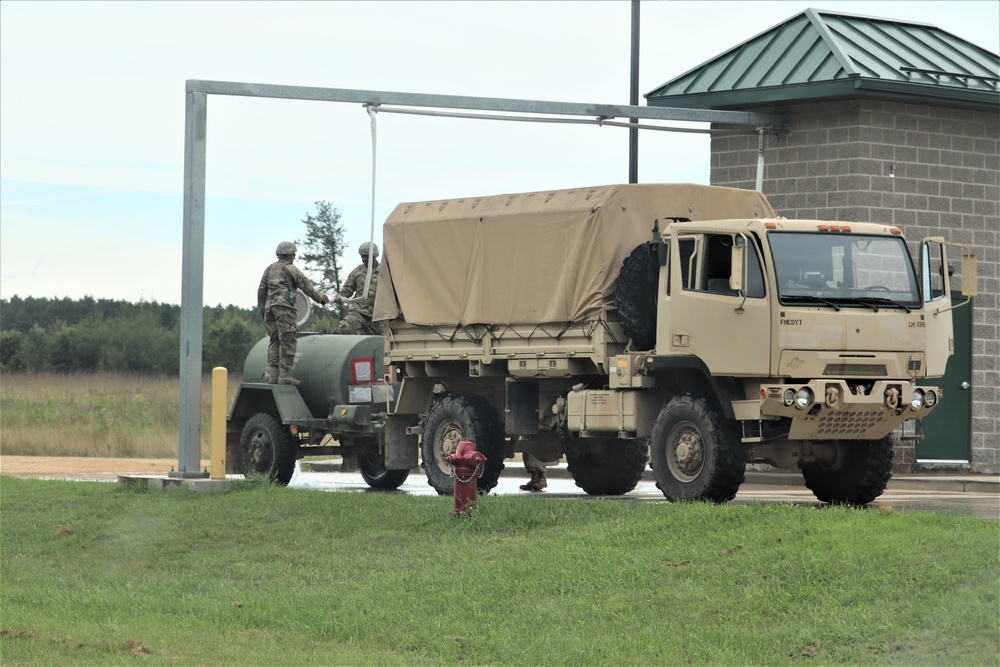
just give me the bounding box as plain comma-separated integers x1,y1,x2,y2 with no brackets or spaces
257,259,326,378
335,262,382,335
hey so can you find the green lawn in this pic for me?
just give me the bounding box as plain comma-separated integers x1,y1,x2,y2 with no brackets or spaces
2,476,997,666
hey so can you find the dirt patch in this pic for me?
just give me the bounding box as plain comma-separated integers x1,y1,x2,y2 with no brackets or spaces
0,456,211,481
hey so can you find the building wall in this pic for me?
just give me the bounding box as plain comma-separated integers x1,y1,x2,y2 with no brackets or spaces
711,99,999,473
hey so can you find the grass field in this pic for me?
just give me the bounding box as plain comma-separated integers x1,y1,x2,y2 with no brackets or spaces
0,373,239,458
2,476,997,666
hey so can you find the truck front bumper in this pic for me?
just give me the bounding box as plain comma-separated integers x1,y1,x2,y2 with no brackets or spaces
754,379,941,440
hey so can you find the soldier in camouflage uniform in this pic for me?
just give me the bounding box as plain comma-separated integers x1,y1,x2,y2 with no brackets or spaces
333,242,383,335
257,241,330,385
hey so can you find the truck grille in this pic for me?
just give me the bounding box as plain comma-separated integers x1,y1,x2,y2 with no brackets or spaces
823,363,887,377
815,410,887,437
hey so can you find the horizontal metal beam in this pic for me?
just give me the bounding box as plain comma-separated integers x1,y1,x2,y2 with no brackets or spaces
186,79,787,127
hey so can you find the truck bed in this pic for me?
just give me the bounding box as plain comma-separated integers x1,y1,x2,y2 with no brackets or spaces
384,316,628,378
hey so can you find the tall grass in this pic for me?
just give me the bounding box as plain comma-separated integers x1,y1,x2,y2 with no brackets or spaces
0,373,240,458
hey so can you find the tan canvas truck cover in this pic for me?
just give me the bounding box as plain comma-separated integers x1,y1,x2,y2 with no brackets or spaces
373,183,774,326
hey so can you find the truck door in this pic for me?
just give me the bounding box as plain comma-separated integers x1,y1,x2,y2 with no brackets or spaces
918,239,972,462
918,294,973,462
665,232,771,376
920,239,955,378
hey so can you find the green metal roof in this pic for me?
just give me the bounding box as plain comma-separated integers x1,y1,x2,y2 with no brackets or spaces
646,8,1000,111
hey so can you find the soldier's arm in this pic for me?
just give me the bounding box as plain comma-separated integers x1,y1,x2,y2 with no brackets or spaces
288,265,328,304
336,267,360,300
257,269,270,319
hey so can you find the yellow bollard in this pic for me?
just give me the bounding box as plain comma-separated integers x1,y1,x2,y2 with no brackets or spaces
211,367,227,480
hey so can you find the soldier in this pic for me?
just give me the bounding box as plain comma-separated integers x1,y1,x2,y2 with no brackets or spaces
257,241,330,385
333,242,383,335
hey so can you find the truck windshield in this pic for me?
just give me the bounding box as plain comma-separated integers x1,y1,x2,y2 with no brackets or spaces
768,232,920,309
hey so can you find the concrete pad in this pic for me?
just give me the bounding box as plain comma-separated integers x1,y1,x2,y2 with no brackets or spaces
118,475,234,494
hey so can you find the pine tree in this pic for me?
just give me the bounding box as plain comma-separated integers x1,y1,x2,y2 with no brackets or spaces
297,201,347,318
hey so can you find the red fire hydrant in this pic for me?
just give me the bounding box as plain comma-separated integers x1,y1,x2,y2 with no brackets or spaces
445,439,487,516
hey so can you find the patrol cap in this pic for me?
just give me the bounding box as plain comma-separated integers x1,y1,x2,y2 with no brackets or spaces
276,241,297,256
359,242,379,258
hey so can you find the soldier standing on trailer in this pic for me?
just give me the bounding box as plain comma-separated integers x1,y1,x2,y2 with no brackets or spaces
333,242,383,335
258,241,330,385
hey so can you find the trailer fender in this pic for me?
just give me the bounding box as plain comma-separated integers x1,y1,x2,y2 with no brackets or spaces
228,384,313,423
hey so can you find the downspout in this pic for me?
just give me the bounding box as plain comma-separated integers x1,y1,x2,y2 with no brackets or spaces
754,127,765,192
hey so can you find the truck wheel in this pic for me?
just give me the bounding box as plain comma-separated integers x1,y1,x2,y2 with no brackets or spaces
616,243,658,350
650,395,747,502
421,394,506,496
240,412,297,486
359,450,410,490
566,438,648,496
800,435,895,506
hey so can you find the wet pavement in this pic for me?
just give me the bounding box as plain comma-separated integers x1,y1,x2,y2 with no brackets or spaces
295,463,1000,521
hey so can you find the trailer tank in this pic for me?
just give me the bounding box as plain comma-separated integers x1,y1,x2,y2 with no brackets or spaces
241,333,390,418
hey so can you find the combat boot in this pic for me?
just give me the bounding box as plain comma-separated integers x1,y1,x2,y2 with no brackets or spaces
520,472,548,492
265,365,279,384
277,369,301,386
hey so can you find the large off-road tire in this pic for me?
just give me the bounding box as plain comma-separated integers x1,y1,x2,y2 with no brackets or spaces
421,394,506,496
800,435,895,506
240,412,297,485
649,394,747,502
358,444,410,490
616,242,659,350
566,438,648,496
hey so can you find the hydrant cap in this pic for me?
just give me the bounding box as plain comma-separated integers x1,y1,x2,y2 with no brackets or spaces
446,439,486,466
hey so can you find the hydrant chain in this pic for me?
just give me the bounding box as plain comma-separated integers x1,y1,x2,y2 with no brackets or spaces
451,460,484,483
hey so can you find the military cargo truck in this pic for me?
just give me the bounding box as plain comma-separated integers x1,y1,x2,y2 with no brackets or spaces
227,183,974,506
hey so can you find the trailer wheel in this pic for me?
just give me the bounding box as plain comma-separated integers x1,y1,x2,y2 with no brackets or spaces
616,242,658,350
240,412,297,486
800,435,895,506
359,449,410,490
421,394,506,496
566,438,648,496
650,394,747,502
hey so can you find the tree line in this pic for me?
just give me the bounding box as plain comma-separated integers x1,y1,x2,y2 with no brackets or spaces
0,296,341,375
1,201,350,375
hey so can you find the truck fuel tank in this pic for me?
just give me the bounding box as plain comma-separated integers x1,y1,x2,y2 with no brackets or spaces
242,333,392,417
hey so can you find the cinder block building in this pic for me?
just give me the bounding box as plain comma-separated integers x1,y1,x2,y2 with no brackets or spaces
647,9,999,473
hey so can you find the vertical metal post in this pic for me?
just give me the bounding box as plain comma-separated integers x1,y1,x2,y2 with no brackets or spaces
174,88,209,479
628,0,640,184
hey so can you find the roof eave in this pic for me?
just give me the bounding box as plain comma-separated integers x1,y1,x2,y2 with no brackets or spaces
647,80,1000,113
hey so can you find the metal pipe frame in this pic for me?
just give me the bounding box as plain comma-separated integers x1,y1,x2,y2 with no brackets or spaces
177,79,787,472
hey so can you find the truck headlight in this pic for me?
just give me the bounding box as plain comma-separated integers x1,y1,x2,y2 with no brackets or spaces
794,387,813,410
783,388,796,406
924,390,937,408
910,389,924,411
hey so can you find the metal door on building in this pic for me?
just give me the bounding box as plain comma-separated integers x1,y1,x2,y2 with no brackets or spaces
917,296,973,462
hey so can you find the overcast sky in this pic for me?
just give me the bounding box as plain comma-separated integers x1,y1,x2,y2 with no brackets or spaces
2,1,997,308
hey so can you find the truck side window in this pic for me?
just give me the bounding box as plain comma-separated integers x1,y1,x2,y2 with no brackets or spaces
744,240,766,298
923,242,947,302
703,235,735,294
681,234,766,298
